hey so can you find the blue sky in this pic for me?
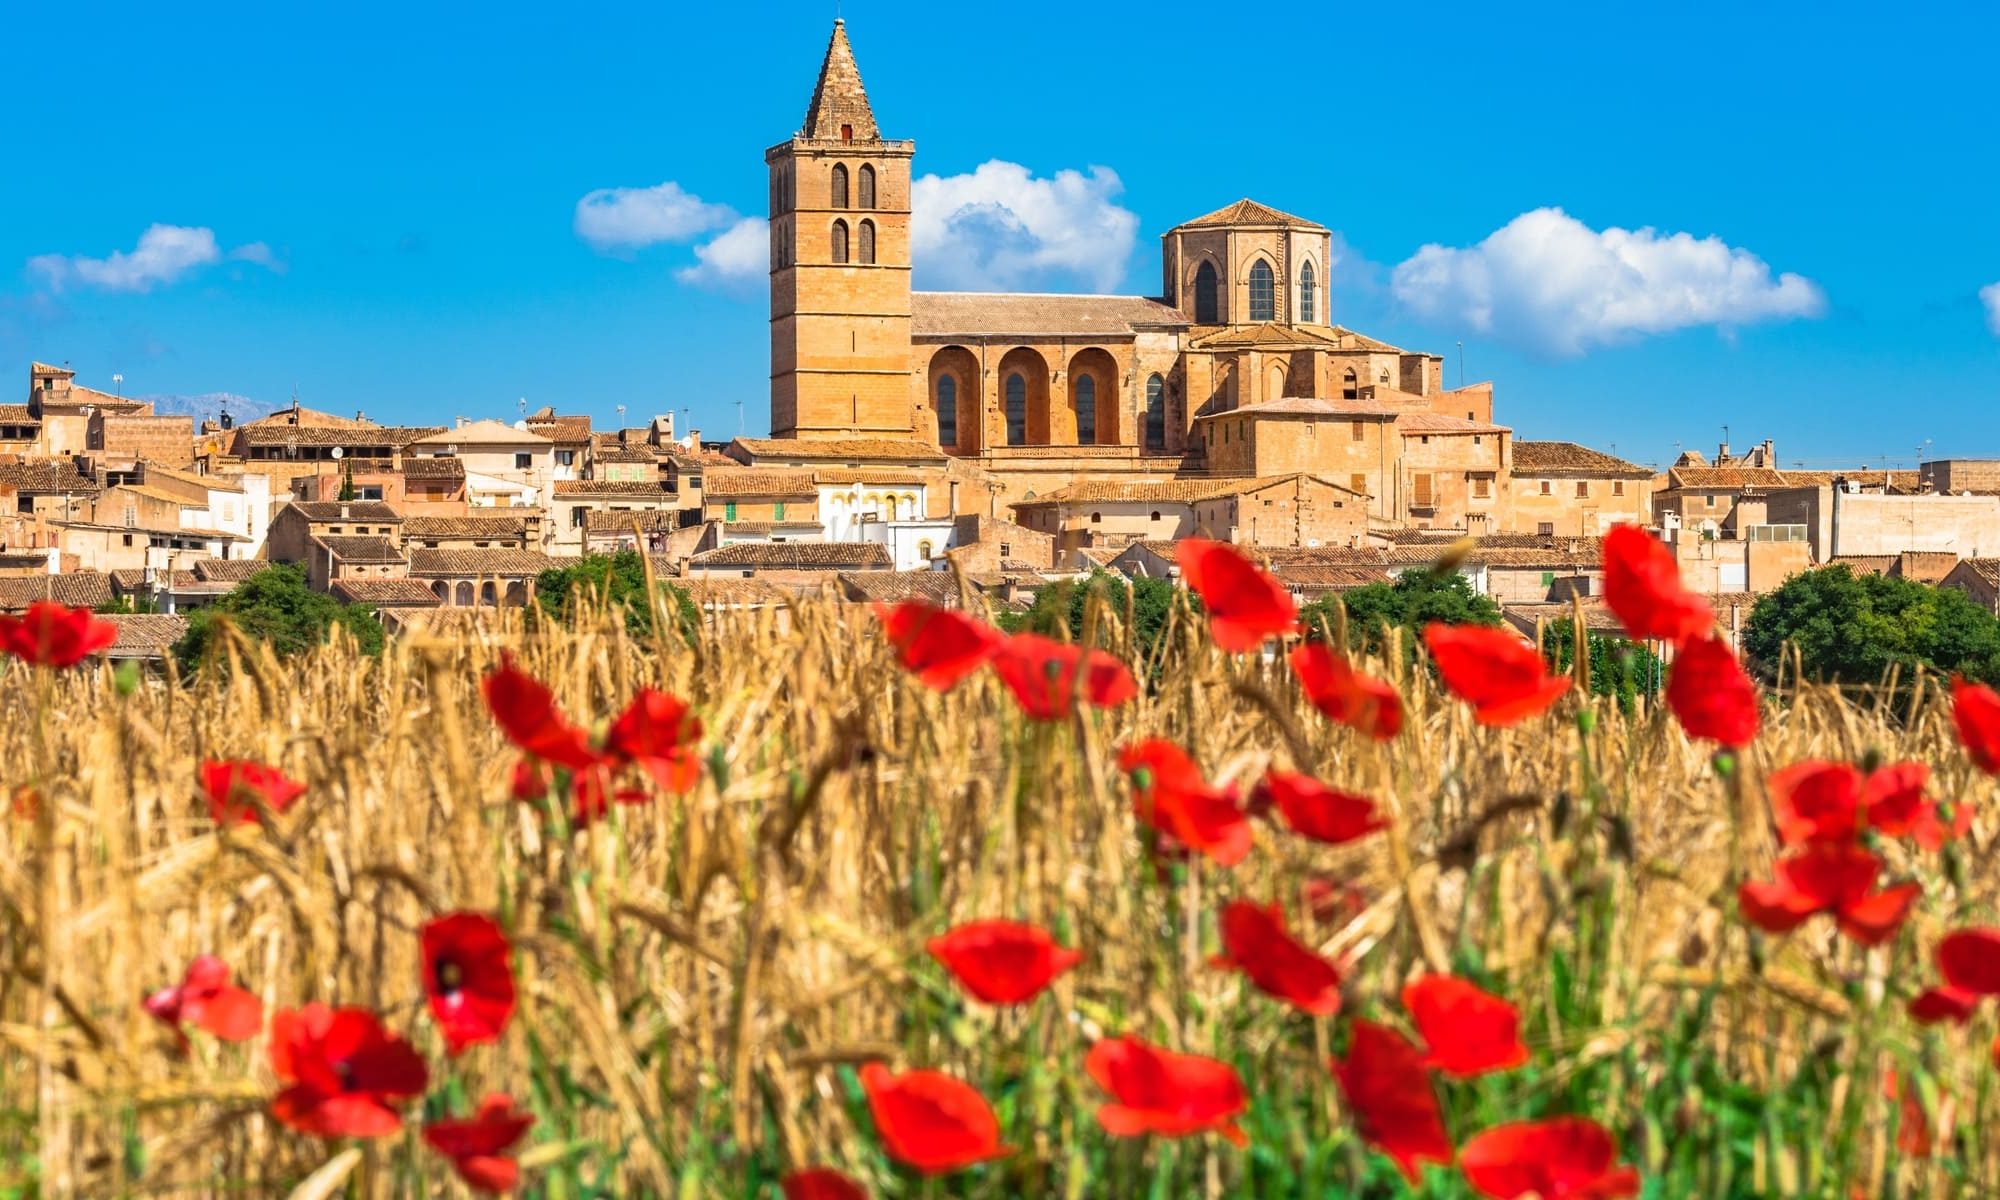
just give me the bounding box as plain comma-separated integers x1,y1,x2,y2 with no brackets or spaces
4,0,1996,468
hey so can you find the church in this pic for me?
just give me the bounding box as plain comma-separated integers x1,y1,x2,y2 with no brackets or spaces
733,19,1623,552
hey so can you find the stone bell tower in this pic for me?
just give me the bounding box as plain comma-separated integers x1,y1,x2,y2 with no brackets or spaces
765,19,915,439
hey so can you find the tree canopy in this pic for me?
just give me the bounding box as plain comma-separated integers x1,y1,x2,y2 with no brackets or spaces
1300,570,1502,654
1743,565,2000,685
533,551,699,640
173,564,384,673
1539,617,1664,713
999,571,1184,663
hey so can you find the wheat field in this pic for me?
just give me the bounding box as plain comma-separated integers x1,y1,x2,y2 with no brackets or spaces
0,588,1993,1197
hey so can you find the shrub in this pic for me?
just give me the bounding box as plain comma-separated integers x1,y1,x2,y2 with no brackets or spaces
1539,617,1664,713
172,563,383,673
1744,565,2000,684
532,550,698,640
1300,570,1501,654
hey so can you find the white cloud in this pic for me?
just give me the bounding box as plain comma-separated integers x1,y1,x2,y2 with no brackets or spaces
1389,207,1826,355
1981,281,2000,337
229,241,282,270
911,161,1137,292
677,218,767,291
573,181,736,252
26,224,267,293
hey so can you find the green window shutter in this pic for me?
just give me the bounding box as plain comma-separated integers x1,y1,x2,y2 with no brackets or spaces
774,501,785,521
725,502,736,522
1541,571,1556,587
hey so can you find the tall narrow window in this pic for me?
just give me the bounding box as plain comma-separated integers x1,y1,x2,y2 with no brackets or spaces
1193,261,1218,324
1075,376,1096,444
858,219,875,264
1005,374,1027,445
830,164,849,208
1248,260,1275,322
1144,374,1166,451
1342,368,1358,400
937,376,958,449
1298,261,1316,323
858,164,876,209
831,220,849,264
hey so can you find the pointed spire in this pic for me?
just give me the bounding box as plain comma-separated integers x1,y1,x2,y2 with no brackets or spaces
801,19,878,142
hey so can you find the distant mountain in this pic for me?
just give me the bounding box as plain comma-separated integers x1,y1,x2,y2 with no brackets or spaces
138,392,279,426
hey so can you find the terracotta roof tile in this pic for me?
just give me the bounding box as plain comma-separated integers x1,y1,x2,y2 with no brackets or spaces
1175,198,1326,230
315,535,405,563
331,578,445,606
1395,411,1508,434
593,446,659,464
835,570,963,606
1955,558,2000,588
408,548,560,576
1831,555,1895,576
237,425,442,447
283,501,402,523
687,542,891,570
0,404,38,422
403,515,533,539
0,572,114,611
677,578,797,607
102,613,188,657
1512,441,1652,477
702,468,818,499
552,479,676,497
400,457,466,480
585,510,680,533
910,293,1187,337
0,462,101,494
191,558,265,583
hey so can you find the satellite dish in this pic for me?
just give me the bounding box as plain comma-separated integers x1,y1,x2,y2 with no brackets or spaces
331,447,345,460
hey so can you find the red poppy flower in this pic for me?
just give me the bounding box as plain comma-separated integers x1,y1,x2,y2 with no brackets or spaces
1952,676,2000,774
875,600,1000,691
1459,1116,1640,1199
989,632,1137,720
1911,798,1974,853
857,1062,1011,1175
1602,524,1713,645
144,955,262,1051
926,919,1081,1005
1299,875,1370,924
199,759,307,826
1422,623,1570,726
423,1094,535,1194
420,912,516,1055
0,601,117,669
1213,900,1342,1016
509,757,552,802
482,654,599,770
1085,1035,1248,1146
1858,761,1930,836
1736,843,1920,946
782,1169,868,1200
1908,984,1979,1025
1253,769,1386,847
268,1004,428,1138
565,762,649,827
604,687,704,794
1179,538,1298,652
1883,1073,1937,1159
1766,760,1940,845
1665,635,1760,748
1290,642,1403,740
1938,928,2000,995
1402,974,1530,1077
1332,1020,1453,1183
1119,739,1251,866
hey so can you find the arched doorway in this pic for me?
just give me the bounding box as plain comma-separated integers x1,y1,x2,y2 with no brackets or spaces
1067,347,1120,445
1193,260,1219,324
995,347,1050,445
926,346,980,454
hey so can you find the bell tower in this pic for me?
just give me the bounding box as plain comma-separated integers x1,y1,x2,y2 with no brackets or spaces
765,20,915,440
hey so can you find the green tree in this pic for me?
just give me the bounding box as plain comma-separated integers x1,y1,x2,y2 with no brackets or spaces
1299,569,1502,654
337,460,357,502
1743,564,2000,685
532,550,698,640
998,571,1183,663
173,564,384,673
95,592,159,615
1540,617,1664,714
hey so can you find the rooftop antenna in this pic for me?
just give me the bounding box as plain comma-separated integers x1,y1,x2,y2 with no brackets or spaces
111,373,124,398
518,397,527,417
735,397,745,436
1456,341,1464,388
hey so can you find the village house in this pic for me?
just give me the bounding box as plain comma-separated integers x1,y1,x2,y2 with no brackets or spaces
408,548,558,607
403,513,541,551
1505,441,1654,536
1765,484,2000,563
330,577,448,612
547,479,685,556
682,540,891,584
25,362,155,457
404,420,555,509
1941,559,2000,614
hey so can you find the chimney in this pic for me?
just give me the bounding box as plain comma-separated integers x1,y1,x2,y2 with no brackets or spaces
340,503,351,520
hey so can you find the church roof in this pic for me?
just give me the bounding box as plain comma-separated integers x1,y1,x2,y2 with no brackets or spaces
800,19,877,141
911,292,1188,337
1175,199,1327,231
1192,397,1402,420
1186,322,1346,349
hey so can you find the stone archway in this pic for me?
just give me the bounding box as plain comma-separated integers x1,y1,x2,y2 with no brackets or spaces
1067,347,1120,445
926,345,980,455
995,346,1050,446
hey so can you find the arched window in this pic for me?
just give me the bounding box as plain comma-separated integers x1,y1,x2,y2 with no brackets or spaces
1379,369,1391,385
858,219,875,265
1005,373,1027,445
858,165,876,209
454,581,474,606
1144,374,1166,451
936,375,958,449
1075,375,1096,444
1299,261,1316,323
478,582,496,607
1193,261,1219,324
917,539,932,560
830,164,849,209
1248,260,1275,322
1342,368,1359,400
831,220,849,264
